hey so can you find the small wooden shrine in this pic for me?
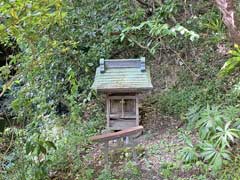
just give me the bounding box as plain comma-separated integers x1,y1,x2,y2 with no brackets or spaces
92,57,153,130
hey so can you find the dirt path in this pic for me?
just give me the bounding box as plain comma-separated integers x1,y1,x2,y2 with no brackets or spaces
138,121,200,180
86,112,203,180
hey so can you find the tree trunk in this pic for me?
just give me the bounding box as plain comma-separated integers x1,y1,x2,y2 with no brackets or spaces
215,0,240,44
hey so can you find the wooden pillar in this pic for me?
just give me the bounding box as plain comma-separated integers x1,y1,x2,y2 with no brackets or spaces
129,136,137,161
106,95,110,129
121,98,124,118
103,141,109,168
136,94,139,126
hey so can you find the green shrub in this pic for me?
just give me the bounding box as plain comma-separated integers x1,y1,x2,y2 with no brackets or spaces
150,80,231,118
218,155,240,179
180,104,240,171
3,100,105,180
97,168,116,180
219,44,240,77
122,161,141,180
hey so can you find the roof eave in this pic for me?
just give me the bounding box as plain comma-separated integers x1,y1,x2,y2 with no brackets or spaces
92,86,153,93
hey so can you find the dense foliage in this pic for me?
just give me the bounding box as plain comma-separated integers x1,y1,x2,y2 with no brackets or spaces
1,0,240,179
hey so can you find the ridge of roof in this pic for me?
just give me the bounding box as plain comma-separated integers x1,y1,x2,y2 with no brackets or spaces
99,57,146,73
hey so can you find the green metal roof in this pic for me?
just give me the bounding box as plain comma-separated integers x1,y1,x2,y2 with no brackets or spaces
92,58,153,92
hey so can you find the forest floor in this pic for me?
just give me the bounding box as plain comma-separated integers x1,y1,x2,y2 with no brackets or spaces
87,112,203,180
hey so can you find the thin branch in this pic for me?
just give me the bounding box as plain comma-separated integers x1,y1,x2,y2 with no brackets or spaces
129,38,150,50
0,110,18,162
167,47,199,77
128,38,155,57
135,0,150,7
0,75,19,97
154,0,162,6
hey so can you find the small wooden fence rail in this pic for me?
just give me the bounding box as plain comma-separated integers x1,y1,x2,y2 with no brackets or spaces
90,126,144,166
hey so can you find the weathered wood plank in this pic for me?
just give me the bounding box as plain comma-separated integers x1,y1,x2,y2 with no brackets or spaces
105,59,141,69
110,119,136,130
109,96,136,99
90,126,143,142
109,114,136,119
124,99,136,114
110,99,122,115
